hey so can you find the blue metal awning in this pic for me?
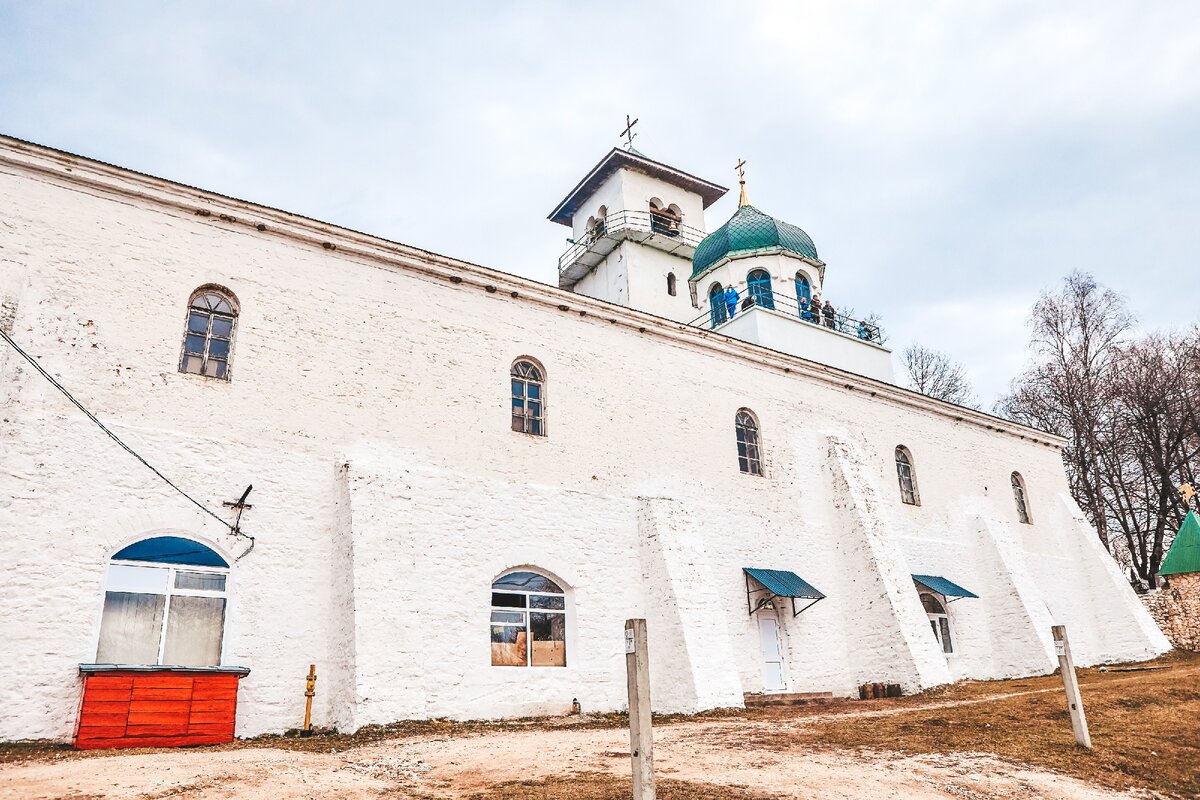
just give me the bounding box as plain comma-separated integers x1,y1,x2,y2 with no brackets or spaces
913,574,978,600
743,568,826,617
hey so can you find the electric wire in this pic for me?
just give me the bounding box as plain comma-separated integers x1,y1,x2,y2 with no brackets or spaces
0,327,235,532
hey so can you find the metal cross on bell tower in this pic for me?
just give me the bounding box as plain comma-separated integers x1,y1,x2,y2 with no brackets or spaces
736,158,750,207
621,115,639,150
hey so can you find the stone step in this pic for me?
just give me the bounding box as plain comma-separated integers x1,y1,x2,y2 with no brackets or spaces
743,691,834,707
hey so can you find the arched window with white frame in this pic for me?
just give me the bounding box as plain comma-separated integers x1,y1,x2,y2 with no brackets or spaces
895,446,920,505
1011,471,1032,524
490,570,567,667
179,286,238,380
511,358,545,436
736,408,763,476
95,536,230,667
920,592,954,653
747,269,775,310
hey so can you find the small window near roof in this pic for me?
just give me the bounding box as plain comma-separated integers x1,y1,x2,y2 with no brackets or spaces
895,446,920,505
736,409,763,476
667,272,677,296
511,358,546,436
179,287,238,380
1011,472,1032,524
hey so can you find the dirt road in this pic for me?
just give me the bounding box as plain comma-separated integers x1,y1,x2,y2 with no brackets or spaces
0,718,1134,800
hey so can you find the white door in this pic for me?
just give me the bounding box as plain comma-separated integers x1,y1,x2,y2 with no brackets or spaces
758,616,785,692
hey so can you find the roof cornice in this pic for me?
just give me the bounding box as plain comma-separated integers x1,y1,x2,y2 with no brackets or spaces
0,134,1064,449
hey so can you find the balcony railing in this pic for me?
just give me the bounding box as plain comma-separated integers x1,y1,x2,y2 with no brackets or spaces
558,210,708,285
689,290,885,344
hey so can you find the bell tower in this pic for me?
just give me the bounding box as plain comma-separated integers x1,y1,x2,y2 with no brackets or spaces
547,139,727,324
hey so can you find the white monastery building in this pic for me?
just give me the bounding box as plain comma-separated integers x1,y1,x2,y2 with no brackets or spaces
0,134,1169,743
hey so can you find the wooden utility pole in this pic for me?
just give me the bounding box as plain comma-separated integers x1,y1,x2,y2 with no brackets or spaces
1052,625,1091,749
625,619,656,800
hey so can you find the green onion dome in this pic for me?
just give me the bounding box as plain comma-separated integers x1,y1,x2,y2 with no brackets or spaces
691,204,819,280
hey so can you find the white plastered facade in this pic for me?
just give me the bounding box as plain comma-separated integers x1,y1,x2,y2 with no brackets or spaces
0,137,1168,742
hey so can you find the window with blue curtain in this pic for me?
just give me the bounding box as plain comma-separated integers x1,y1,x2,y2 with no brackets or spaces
747,270,775,310
708,283,727,327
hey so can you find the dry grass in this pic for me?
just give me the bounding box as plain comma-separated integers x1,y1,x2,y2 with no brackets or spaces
749,650,1200,797
462,771,787,799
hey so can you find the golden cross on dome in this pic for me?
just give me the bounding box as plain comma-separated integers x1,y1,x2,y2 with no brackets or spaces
1181,483,1197,510
736,158,750,206
621,115,639,149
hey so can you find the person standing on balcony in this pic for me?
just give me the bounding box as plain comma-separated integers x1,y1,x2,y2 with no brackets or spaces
822,300,836,328
799,295,813,321
723,285,740,321
808,294,822,323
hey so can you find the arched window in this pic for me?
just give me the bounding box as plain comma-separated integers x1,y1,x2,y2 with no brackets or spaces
735,408,763,476
511,358,545,436
708,282,727,327
667,272,677,296
591,206,608,240
179,287,238,380
895,446,920,505
794,272,812,303
490,570,566,667
747,270,775,310
648,198,680,236
96,536,229,667
1011,472,1032,524
920,592,953,653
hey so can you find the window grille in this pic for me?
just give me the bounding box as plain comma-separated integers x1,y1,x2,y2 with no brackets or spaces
895,446,920,505
179,288,237,380
511,359,545,436
747,269,775,310
1011,472,1032,523
708,283,728,327
736,409,763,476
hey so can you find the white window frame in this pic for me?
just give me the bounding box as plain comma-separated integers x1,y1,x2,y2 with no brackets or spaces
489,579,567,669
920,592,955,655
100,558,230,667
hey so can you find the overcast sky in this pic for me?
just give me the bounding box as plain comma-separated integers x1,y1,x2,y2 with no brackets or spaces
3,1,1197,404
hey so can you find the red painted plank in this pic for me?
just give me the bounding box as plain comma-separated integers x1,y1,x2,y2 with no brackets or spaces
84,676,134,689
186,723,235,736
130,687,192,700
129,700,192,715
124,724,190,737
81,699,131,714
76,726,128,740
75,733,232,749
190,687,238,701
187,711,235,725
130,675,195,690
189,700,234,713
126,714,189,729
83,688,133,702
193,674,240,687
78,711,128,727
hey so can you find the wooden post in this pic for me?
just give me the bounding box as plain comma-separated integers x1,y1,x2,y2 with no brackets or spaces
1051,625,1091,749
625,619,656,800
301,664,317,737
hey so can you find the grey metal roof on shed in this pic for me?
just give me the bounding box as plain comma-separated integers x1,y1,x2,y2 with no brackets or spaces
547,148,728,226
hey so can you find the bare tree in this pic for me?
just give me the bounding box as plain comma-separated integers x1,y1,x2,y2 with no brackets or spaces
1098,330,1200,586
996,272,1132,549
997,272,1200,588
902,344,978,408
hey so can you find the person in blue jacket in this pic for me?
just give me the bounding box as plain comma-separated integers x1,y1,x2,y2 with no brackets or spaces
723,285,739,321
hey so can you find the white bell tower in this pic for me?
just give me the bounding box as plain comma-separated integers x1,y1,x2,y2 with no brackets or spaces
547,136,727,324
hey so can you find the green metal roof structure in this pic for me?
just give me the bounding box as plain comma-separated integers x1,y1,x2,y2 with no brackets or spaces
691,205,820,280
743,567,825,617
1160,511,1200,576
913,574,979,600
